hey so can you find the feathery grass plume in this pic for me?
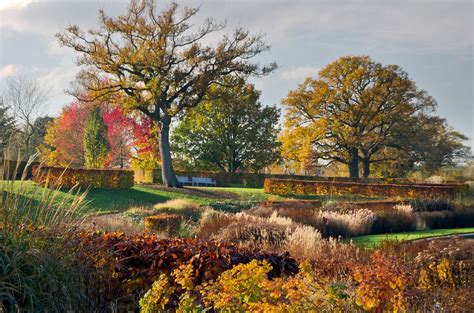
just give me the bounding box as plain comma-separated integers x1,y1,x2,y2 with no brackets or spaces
395,204,414,214
210,211,359,261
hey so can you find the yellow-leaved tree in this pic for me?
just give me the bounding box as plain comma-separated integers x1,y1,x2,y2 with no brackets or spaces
281,56,441,178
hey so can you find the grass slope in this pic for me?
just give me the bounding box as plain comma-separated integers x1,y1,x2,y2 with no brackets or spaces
351,228,474,247
4,181,277,215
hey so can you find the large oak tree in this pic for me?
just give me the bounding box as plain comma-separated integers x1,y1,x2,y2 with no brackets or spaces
282,56,439,177
57,0,275,186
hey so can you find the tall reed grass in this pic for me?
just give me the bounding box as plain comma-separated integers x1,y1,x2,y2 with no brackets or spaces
1,156,87,230
1,156,91,311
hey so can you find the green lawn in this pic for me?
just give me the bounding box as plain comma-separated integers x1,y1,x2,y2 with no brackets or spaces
350,228,474,247
3,181,274,215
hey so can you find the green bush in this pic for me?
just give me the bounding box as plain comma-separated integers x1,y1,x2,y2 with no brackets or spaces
416,211,454,229
451,207,474,228
372,211,417,234
207,200,258,213
409,199,454,212
144,214,183,235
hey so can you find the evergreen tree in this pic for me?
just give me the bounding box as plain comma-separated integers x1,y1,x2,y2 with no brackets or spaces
83,106,109,168
0,100,16,159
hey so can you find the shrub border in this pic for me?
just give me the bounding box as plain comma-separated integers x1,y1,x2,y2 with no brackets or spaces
263,178,467,200
32,166,134,189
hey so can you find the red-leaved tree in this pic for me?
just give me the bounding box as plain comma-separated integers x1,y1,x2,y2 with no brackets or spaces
41,101,155,168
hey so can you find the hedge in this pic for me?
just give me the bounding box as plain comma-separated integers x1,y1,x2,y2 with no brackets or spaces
133,168,468,189
264,178,467,201
32,166,134,189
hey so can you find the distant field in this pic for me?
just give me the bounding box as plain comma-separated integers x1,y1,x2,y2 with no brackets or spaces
350,228,474,247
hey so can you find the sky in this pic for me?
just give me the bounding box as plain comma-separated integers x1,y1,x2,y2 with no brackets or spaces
0,0,473,147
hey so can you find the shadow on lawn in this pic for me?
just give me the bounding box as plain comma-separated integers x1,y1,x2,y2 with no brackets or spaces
1,190,42,210
83,188,172,215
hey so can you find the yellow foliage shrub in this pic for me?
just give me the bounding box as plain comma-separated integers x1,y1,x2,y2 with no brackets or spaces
140,260,352,312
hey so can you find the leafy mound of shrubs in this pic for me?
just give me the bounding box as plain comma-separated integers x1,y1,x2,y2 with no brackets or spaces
139,238,474,312
73,232,298,309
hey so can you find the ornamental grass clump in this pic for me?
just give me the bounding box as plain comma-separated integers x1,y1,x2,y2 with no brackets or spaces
249,205,375,238
314,209,375,238
154,199,201,221
0,156,92,311
207,211,358,262
144,214,183,236
196,208,234,239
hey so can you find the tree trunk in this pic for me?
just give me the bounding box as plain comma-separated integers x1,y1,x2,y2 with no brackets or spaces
159,117,179,187
348,148,359,178
362,157,370,178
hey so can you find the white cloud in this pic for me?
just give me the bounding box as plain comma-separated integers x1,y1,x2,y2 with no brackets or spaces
0,0,35,11
280,66,319,81
0,64,16,77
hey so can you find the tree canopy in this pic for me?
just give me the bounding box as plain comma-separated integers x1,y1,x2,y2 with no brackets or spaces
41,98,151,168
57,0,275,186
172,81,281,173
281,56,468,178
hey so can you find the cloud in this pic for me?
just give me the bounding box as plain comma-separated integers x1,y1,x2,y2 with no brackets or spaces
0,0,471,147
0,0,35,11
280,66,320,81
0,64,16,78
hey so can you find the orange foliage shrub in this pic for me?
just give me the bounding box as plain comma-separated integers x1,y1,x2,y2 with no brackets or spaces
32,166,134,189
264,178,464,200
352,251,409,311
